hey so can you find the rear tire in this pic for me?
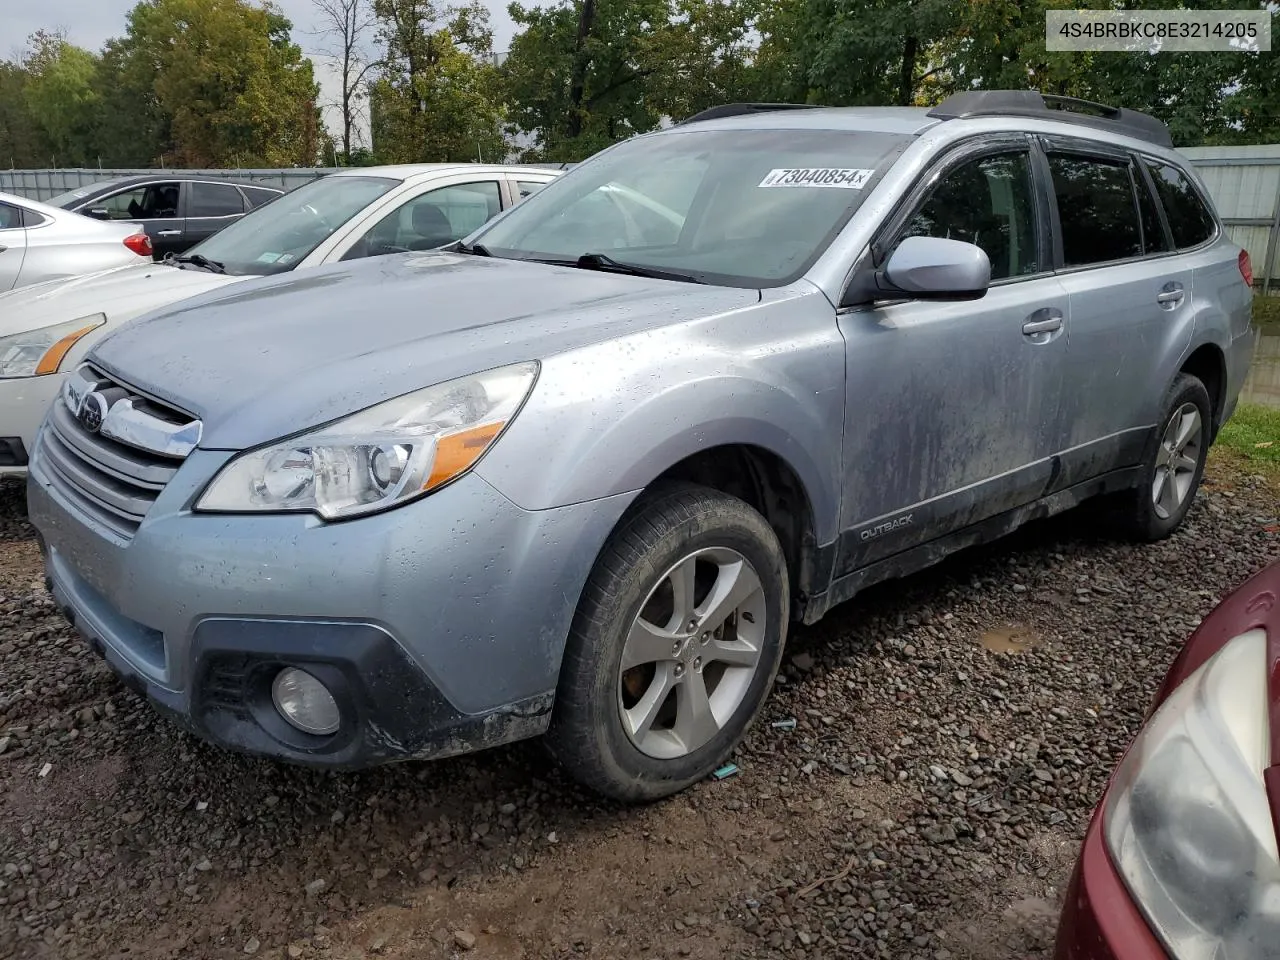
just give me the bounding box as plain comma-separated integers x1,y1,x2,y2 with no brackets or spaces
546,484,789,803
1116,372,1212,542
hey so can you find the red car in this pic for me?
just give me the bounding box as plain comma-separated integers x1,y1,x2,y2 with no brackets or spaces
1056,559,1280,959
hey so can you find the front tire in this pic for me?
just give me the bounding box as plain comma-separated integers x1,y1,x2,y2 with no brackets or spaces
1118,372,1212,542
546,484,789,802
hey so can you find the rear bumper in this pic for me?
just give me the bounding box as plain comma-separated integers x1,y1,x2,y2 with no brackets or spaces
1055,806,1167,960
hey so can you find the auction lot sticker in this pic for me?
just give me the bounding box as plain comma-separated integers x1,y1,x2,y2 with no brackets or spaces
758,168,874,189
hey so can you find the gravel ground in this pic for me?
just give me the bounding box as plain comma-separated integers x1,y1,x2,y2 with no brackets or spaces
1,462,1277,960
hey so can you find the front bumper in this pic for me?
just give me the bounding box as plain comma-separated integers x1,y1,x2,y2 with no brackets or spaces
0,373,63,476
1055,805,1167,960
29,444,636,767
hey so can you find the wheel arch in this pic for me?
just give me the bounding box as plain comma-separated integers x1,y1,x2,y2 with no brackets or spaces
1179,340,1228,437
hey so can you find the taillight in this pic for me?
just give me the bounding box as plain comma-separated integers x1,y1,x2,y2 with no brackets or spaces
1239,249,1253,287
124,233,152,258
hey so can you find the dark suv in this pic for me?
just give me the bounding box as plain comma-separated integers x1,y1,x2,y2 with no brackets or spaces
46,175,285,259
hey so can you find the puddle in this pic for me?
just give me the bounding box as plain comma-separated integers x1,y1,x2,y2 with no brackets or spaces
1242,333,1280,409
979,624,1039,654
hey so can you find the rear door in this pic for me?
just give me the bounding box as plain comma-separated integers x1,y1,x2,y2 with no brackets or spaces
183,181,249,250
1043,139,1195,486
0,202,28,291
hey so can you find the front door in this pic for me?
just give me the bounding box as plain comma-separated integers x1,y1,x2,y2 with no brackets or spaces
835,143,1069,576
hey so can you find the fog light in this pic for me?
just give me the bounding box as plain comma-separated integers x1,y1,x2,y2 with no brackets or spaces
271,668,340,736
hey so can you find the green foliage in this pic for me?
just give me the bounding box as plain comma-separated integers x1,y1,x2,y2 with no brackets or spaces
21,32,101,165
1218,403,1280,465
1255,295,1280,334
368,0,508,162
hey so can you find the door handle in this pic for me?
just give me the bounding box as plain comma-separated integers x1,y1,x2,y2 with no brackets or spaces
1156,283,1185,308
156,230,182,238
1022,311,1063,335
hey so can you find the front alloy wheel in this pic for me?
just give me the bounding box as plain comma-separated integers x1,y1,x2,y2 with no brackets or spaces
547,484,789,802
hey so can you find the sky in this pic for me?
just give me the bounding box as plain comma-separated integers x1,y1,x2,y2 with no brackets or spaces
0,0,524,60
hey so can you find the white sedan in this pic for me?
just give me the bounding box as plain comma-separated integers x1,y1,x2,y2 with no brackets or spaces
0,191,152,291
0,163,559,475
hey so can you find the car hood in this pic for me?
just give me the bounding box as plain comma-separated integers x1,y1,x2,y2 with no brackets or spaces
90,252,761,450
0,261,241,338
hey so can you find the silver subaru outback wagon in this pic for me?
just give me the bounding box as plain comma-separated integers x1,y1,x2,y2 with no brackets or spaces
27,91,1255,801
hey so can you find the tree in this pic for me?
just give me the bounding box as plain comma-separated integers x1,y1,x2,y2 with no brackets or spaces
501,0,763,160
312,0,379,158
0,62,51,168
368,0,508,162
111,0,322,166
21,32,101,165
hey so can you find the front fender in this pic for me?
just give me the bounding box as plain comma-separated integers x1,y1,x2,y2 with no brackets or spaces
475,292,846,545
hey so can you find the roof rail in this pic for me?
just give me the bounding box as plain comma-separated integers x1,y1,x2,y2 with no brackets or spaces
680,103,822,125
926,90,1172,148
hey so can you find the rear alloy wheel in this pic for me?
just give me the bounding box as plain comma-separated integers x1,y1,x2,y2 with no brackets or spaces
547,484,788,802
1118,372,1212,541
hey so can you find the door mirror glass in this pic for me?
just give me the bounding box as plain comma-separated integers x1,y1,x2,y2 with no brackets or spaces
881,236,990,299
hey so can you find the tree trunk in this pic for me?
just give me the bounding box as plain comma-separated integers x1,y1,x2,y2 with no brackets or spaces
897,34,917,106
565,0,597,139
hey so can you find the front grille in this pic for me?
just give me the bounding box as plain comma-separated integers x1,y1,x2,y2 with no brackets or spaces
37,365,198,539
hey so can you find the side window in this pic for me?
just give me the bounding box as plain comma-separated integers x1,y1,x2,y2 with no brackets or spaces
345,181,502,260
22,209,47,227
98,183,181,220
190,182,247,218
1146,162,1216,250
516,180,548,201
1047,155,1142,266
1135,173,1170,254
0,203,21,229
241,186,281,208
899,151,1040,281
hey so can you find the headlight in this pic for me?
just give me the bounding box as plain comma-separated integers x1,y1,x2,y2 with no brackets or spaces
1104,627,1280,959
196,362,538,520
0,314,106,379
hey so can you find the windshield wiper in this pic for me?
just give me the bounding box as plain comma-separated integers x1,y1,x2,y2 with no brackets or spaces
573,252,703,284
455,241,491,256
169,253,226,274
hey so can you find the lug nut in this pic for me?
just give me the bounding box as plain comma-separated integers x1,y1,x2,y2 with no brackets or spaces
674,663,686,678
687,618,698,631
700,631,710,644
694,657,702,671
672,640,682,655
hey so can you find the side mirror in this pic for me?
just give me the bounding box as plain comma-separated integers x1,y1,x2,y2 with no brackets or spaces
879,236,991,301
85,207,111,220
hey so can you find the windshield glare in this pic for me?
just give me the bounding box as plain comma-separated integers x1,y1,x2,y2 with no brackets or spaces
473,129,909,286
46,181,121,208
187,175,399,276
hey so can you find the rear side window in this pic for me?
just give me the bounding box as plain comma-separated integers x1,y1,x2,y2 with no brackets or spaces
1135,175,1170,254
516,180,548,200
190,182,246,218
1048,154,1142,266
0,203,20,229
242,186,281,208
1145,162,1216,249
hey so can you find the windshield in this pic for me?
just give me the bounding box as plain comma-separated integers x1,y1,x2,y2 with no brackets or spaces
185,175,399,276
46,180,123,208
472,128,910,287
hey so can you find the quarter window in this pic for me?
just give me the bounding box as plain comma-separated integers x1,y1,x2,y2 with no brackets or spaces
1048,155,1142,266
0,203,20,229
190,182,247,218
899,151,1040,281
516,180,548,200
1145,162,1216,250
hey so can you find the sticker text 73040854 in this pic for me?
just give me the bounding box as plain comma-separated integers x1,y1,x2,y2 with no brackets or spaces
758,168,874,189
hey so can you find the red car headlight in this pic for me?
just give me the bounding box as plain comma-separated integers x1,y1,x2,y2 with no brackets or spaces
1103,627,1279,959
